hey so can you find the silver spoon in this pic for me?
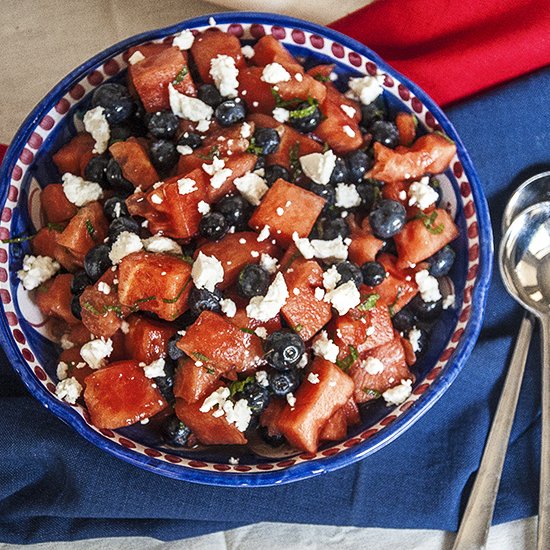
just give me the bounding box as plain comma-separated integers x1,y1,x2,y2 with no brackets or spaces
500,202,550,550
453,175,550,550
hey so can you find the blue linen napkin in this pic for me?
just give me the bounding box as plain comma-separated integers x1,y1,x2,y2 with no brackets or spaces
1,66,548,544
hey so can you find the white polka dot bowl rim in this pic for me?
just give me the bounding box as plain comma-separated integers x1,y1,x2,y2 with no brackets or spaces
0,12,493,487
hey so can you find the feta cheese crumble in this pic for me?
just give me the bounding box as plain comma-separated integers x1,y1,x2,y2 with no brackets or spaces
254,326,267,339
80,337,113,370
177,177,198,195
272,107,290,123
408,327,422,353
83,106,110,154
246,272,289,322
128,51,145,65
257,225,270,242
241,45,255,59
408,176,438,210
197,200,211,215
324,280,361,315
229,456,240,465
172,29,195,50
307,372,320,385
210,54,239,98
256,370,269,387
322,265,341,291
415,269,442,302
109,231,143,264
362,356,385,375
340,104,356,118
97,282,111,295
177,144,193,156
259,253,278,274
56,362,69,380
382,379,413,406
314,287,325,301
292,233,349,263
199,387,252,432
55,377,82,404
62,173,103,207
299,150,337,185
347,75,384,105
202,156,233,189
286,392,296,408
17,255,60,290
142,235,182,255
142,358,166,379
220,298,237,318
234,172,268,205
342,125,356,138
261,63,291,84
312,331,339,363
240,122,252,139
442,294,455,310
60,333,74,350
168,83,213,122
191,252,224,292
335,183,361,208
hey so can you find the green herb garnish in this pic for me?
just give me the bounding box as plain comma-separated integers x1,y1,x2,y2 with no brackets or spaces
388,287,403,317
288,97,318,120
313,74,331,82
85,219,95,238
181,255,194,265
47,222,65,232
357,293,380,312
196,145,220,161
270,88,303,109
82,301,102,315
162,277,191,304
289,142,302,180
246,137,263,155
229,375,255,397
281,251,300,271
362,388,381,399
240,327,255,335
173,65,189,84
191,352,211,363
416,211,444,235
336,345,358,372
294,324,303,333
1,234,34,244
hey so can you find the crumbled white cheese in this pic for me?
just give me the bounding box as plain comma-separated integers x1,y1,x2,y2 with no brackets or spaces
276,207,284,216
408,327,422,353
259,253,278,275
254,326,267,339
128,51,145,65
240,122,252,139
292,287,300,296
246,272,288,321
224,398,252,432
286,392,296,408
272,107,290,123
295,73,304,82
109,231,143,264
150,193,163,205
60,333,74,350
340,104,356,118
229,456,240,465
97,282,111,295
299,150,336,185
196,119,211,133
415,269,442,302
408,176,438,210
120,320,130,334
399,190,407,201
220,298,237,318
312,331,339,363
297,354,309,369
172,29,195,50
292,233,349,263
383,379,413,406
342,125,356,138
142,358,166,379
257,225,270,242
335,183,361,208
61,173,103,207
168,83,213,122
197,200,211,215
142,235,182,255
314,287,325,301
442,294,455,310
210,54,239,98
177,177,197,195
307,372,320,384
202,156,233,189
234,172,268,205
56,362,69,380
80,337,113,369
362,356,385,375
347,74,384,105
261,62,291,84
255,370,269,387
177,145,193,156
208,16,217,25
322,265,341,291
83,106,110,154
191,251,224,292
55,377,82,404
241,45,255,59
200,387,230,416
17,254,60,290
324,280,361,315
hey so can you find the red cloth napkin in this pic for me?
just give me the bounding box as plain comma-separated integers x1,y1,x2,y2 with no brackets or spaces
330,0,550,106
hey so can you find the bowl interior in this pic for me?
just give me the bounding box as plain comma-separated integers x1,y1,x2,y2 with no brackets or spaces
0,13,491,486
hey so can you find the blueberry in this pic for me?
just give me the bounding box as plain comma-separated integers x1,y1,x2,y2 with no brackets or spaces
288,101,322,133
149,139,178,173
380,238,397,256
264,330,305,371
236,382,270,414
71,271,92,296
361,261,386,287
109,125,133,143
187,287,222,317
259,425,285,446
161,414,191,447
197,84,223,108
254,156,266,171
84,156,109,187
177,132,202,150
369,200,406,239
268,368,300,396
167,333,185,361
322,217,349,240
215,194,249,228
215,98,246,127
336,261,363,288
391,308,416,332
409,293,443,322
360,102,385,131
199,212,228,241
91,83,134,125
356,179,382,211
108,216,140,241
408,326,428,355
154,360,175,404
329,157,349,185
84,244,111,282
253,127,280,155
309,182,335,212
103,196,129,222
264,164,290,186
370,120,399,149
237,264,270,298
71,295,82,320
106,159,134,196
146,111,179,139
345,150,371,183
428,245,456,277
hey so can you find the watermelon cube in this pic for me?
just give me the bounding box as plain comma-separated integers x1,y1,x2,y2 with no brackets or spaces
123,315,177,363
173,357,220,404
40,184,78,223
36,273,79,326
109,138,159,190
52,133,95,177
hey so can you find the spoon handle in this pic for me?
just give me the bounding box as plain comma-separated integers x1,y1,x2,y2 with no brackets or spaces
453,312,535,550
538,315,550,550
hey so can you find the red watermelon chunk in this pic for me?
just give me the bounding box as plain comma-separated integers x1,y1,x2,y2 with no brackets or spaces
52,133,95,177
40,184,78,224
173,357,220,404
321,398,361,442
252,36,302,71
84,360,168,429
123,315,177,363
109,138,159,190
237,67,276,114
36,274,79,326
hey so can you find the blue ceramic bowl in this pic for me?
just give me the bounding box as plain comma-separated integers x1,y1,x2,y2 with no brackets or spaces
0,12,492,486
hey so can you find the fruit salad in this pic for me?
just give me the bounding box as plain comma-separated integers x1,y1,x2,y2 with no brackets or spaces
15,27,459,455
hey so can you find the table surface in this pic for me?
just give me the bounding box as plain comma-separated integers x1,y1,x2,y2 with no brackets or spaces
0,1,537,548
